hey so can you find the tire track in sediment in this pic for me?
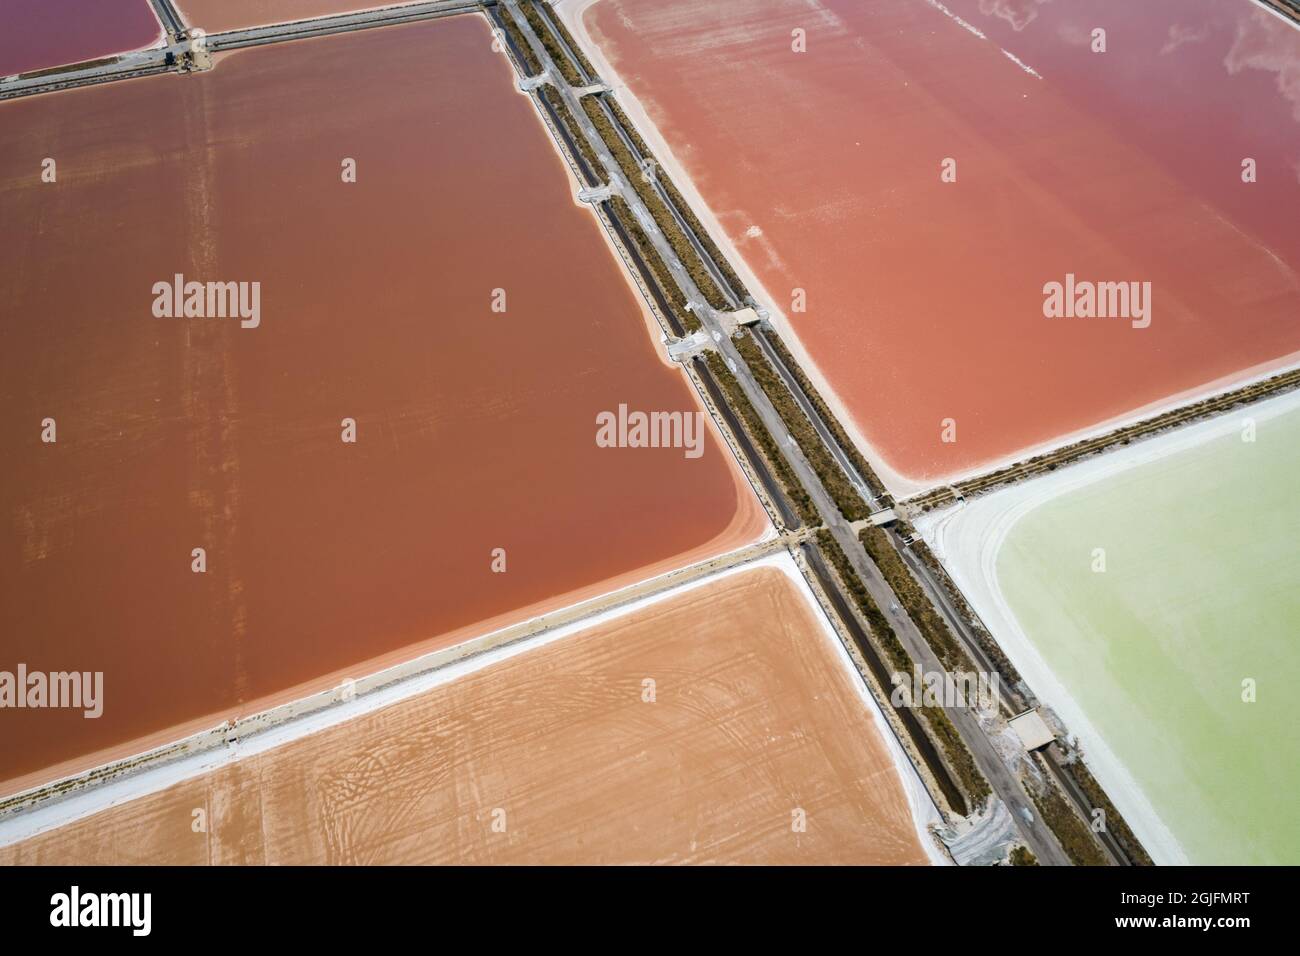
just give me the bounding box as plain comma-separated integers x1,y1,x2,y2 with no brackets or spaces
313,721,466,864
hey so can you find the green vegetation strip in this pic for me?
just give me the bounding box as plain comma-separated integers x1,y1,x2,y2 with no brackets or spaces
532,1,600,83
541,87,605,185
498,11,541,76
736,331,870,521
1071,760,1154,865
602,98,751,304
918,702,990,807
705,354,817,524
581,98,730,310
522,1,584,87
609,196,700,334
859,525,971,671
909,365,1300,510
816,530,909,671
1009,846,1039,866
896,522,1026,690
816,530,991,806
1029,776,1109,866
763,332,890,503
602,96,653,166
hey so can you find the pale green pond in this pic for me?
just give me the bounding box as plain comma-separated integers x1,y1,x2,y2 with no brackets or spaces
998,406,1300,864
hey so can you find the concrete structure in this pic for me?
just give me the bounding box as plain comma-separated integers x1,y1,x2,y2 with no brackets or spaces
716,306,760,335
577,183,615,203
667,330,710,361
187,29,212,71
1009,710,1056,752
869,508,898,526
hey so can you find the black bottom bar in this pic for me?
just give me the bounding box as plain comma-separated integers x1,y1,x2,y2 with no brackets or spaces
0,865,1283,942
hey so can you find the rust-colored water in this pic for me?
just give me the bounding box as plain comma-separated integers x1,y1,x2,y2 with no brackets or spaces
584,0,1300,487
0,568,929,865
177,0,431,33
0,0,162,76
0,16,764,792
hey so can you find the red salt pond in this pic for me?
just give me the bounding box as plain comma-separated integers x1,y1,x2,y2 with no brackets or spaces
578,0,1300,491
0,0,162,77
0,15,765,793
177,0,432,34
